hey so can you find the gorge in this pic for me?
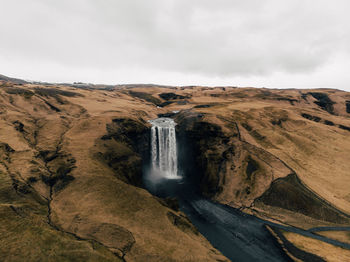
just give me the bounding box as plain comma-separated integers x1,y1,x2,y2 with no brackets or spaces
146,118,292,261
1,76,350,261
145,117,350,262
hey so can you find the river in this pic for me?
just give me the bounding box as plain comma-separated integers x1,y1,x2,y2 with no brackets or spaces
145,118,350,261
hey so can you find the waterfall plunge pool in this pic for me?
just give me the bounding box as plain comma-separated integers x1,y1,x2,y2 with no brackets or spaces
144,118,296,262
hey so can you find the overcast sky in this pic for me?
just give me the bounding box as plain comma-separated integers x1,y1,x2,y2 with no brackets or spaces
0,0,350,90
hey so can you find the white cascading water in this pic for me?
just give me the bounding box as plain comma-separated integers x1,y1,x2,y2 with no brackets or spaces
149,118,181,179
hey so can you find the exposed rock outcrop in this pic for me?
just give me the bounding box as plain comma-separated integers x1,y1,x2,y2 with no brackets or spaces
255,174,350,224
346,101,350,113
176,110,350,225
159,92,188,100
96,118,150,186
1,76,350,261
128,91,162,106
308,92,336,114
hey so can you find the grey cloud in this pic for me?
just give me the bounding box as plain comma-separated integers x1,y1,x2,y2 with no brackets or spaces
0,0,350,87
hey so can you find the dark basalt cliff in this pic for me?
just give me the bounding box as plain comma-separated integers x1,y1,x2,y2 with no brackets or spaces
96,118,150,186
255,174,350,224
176,112,230,196
175,111,350,226
1,76,350,261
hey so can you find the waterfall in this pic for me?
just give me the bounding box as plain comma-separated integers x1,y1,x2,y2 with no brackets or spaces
149,118,180,179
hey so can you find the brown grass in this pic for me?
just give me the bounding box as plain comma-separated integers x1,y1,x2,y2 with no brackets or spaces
1,82,350,261
317,231,350,245
283,231,350,262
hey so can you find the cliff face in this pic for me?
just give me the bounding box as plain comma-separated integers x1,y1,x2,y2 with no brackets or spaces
95,117,150,186
1,77,350,261
0,80,228,262
176,109,350,227
176,89,350,227
174,88,350,228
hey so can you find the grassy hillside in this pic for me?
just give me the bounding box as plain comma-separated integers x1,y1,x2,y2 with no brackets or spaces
0,80,227,262
1,77,350,260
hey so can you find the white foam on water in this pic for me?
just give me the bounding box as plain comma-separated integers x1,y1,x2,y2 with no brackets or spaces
149,118,181,180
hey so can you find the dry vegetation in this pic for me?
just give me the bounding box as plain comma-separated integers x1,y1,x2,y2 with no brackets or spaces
0,81,228,262
317,231,350,245
283,231,350,262
1,78,350,261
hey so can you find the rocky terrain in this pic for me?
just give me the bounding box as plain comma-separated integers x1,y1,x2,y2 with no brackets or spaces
0,75,350,261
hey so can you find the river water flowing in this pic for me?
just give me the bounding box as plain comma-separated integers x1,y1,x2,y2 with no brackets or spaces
145,118,350,261
149,118,181,179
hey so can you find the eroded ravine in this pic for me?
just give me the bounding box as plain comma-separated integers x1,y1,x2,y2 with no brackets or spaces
144,118,288,261
2,82,350,261
144,117,350,262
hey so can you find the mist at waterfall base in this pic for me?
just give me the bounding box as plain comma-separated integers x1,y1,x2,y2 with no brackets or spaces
143,118,290,262
143,118,185,196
